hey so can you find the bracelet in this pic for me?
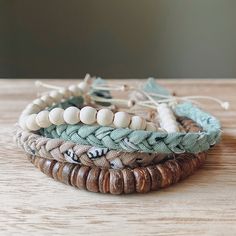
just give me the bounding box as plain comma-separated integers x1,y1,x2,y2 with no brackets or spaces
18,76,188,133
15,116,202,169
42,101,220,154
18,81,159,132
27,151,207,194
15,76,224,195
15,129,166,169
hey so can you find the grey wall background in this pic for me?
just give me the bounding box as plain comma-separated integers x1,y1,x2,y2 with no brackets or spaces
0,0,236,78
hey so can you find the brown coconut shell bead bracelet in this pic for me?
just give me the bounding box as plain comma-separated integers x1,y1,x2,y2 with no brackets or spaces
28,152,207,194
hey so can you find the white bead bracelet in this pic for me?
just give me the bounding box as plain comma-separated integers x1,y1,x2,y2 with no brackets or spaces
19,75,180,133
19,79,160,131
20,102,160,131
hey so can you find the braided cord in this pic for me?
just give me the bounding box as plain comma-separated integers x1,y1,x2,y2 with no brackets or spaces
15,129,165,169
41,102,221,154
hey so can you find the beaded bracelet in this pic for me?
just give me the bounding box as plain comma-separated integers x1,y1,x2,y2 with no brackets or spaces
27,151,207,194
19,77,159,132
15,116,202,169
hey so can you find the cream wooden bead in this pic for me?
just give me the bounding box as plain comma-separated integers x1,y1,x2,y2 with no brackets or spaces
68,85,82,97
146,122,157,131
41,95,54,106
36,110,51,128
160,116,176,125
26,114,40,131
80,106,97,125
33,98,47,109
97,108,114,126
159,110,175,119
63,107,80,125
59,88,72,99
50,90,63,102
157,103,179,133
78,81,89,93
163,124,178,133
129,116,145,130
19,116,29,130
23,103,41,115
49,108,65,125
113,112,131,128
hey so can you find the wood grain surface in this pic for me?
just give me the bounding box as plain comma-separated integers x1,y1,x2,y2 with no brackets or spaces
0,79,236,236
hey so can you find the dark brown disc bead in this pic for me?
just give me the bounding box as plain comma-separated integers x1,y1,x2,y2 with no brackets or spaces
178,155,194,179
51,161,61,180
98,169,110,193
70,165,81,187
56,163,66,182
42,159,57,178
40,159,51,175
177,156,191,179
189,156,198,170
86,167,101,193
56,162,66,182
194,154,202,168
133,167,151,193
175,157,186,180
122,168,135,194
164,160,181,184
64,163,75,185
156,164,173,187
75,166,90,189
146,165,162,191
183,156,195,175
186,155,196,174
57,163,75,185
109,170,124,195
38,158,47,172
196,152,207,166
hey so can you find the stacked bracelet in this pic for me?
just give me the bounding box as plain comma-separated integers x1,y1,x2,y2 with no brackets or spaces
15,75,222,194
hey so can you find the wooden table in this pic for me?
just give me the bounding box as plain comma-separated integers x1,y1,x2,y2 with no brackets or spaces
1,79,236,236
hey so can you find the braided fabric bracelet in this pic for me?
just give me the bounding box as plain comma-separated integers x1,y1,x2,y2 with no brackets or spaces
15,129,165,169
15,116,202,169
42,102,220,154
27,151,207,194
